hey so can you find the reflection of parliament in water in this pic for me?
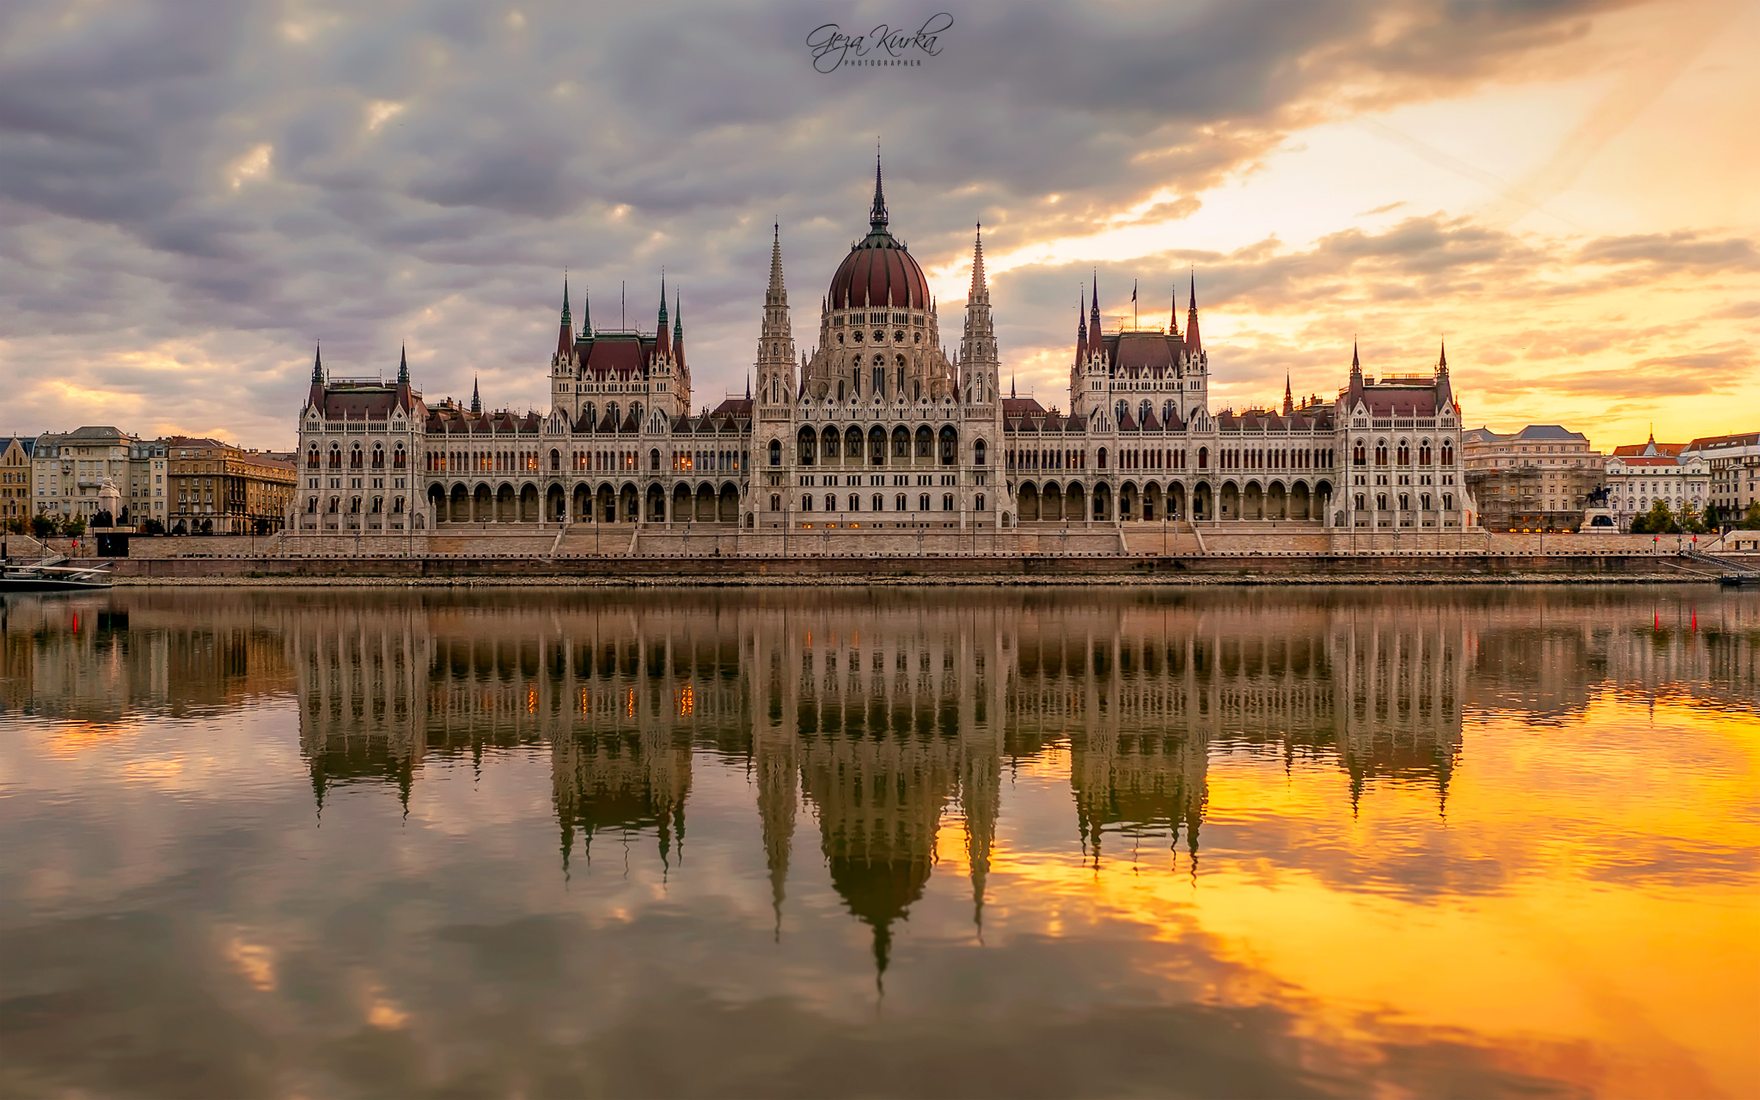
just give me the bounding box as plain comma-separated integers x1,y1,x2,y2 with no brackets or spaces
290,595,1480,973
11,590,1757,973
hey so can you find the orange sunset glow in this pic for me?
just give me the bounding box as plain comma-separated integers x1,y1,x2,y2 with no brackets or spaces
1,1,1754,453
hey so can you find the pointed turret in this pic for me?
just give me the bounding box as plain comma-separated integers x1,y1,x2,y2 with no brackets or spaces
305,343,325,410
578,283,591,338
1089,272,1102,346
672,291,686,375
1282,372,1294,416
1183,269,1202,356
397,344,409,385
958,222,997,404
1076,294,1088,364
1351,340,1361,379
756,223,796,408
555,276,574,360
968,221,989,304
1169,284,1181,340
469,375,481,415
655,276,671,359
1434,339,1453,408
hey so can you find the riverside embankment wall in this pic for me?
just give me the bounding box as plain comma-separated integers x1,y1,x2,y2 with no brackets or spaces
111,551,1720,585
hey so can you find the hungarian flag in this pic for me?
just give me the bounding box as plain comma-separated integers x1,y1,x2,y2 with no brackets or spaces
1131,280,1137,302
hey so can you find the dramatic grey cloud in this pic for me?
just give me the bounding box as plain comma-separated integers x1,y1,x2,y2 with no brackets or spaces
0,0,1753,449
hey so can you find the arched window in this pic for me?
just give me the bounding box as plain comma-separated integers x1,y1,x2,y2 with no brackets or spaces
393,444,406,469
371,444,385,469
1396,441,1410,465
939,425,958,465
974,439,987,465
1115,399,1128,425
649,448,661,472
350,444,363,469
1353,441,1367,466
306,447,320,469
551,448,561,472
895,493,906,511
1198,447,1209,470
1374,442,1389,466
1139,399,1152,424
770,493,781,512
1163,399,1176,424
768,439,781,466
1098,447,1109,470
942,493,954,511
1441,443,1455,465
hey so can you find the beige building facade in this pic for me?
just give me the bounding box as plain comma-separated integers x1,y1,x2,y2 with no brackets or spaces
1684,431,1760,520
1461,425,1603,532
167,436,298,534
1,436,35,528
30,427,168,527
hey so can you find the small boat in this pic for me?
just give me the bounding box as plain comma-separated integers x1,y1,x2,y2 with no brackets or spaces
1718,573,1760,588
0,558,114,592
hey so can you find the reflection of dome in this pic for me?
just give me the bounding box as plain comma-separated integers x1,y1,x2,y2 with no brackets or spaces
826,158,931,310
827,855,933,976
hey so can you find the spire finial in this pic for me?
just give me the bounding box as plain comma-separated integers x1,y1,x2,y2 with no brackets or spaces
1438,338,1448,373
561,271,571,322
311,342,323,383
1351,339,1361,373
869,148,889,232
673,289,682,341
968,221,988,301
398,343,409,385
1189,266,1197,310
469,374,481,414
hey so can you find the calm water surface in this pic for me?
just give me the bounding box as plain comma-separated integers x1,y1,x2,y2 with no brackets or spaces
1,586,1756,1099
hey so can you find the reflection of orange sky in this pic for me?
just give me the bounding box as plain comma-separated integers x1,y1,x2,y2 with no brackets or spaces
35,720,141,759
957,696,1759,1098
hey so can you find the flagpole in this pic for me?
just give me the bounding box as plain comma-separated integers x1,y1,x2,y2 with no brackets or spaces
1132,279,1138,330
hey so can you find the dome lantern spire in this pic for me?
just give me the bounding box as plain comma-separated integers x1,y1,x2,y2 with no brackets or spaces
869,150,889,234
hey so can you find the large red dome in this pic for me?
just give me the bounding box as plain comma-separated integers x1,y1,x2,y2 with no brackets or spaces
828,239,930,310
826,156,931,310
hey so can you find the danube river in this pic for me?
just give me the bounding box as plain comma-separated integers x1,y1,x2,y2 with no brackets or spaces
1,586,1755,1098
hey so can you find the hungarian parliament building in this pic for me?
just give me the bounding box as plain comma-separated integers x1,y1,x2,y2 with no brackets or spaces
293,161,1474,544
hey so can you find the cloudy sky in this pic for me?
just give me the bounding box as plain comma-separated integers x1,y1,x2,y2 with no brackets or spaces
2,0,1755,452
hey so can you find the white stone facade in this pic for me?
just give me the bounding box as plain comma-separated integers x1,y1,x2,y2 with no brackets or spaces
1603,438,1709,529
